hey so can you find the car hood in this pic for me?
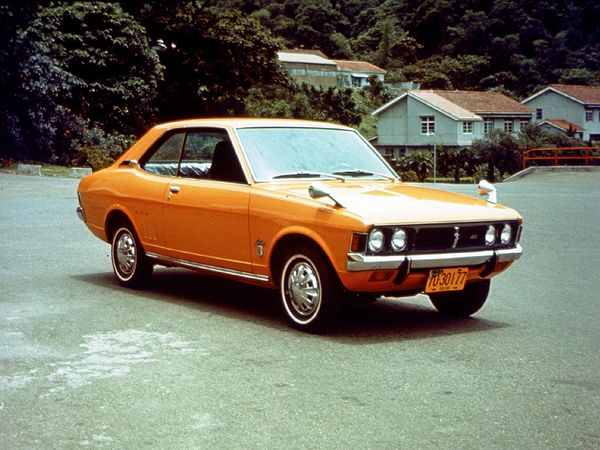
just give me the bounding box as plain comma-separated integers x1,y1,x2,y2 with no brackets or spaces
259,181,521,225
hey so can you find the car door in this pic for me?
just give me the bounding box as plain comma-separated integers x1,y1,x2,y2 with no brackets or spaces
130,131,186,253
162,129,253,275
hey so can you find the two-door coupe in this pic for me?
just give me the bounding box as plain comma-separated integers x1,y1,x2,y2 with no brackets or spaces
77,118,523,331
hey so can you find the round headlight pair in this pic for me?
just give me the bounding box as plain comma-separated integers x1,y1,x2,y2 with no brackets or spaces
500,224,512,244
368,229,385,253
485,225,496,246
368,228,407,253
485,224,513,246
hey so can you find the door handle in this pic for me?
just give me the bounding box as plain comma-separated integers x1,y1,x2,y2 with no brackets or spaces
169,186,181,194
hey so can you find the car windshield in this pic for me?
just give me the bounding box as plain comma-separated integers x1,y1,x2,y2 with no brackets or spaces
236,127,397,182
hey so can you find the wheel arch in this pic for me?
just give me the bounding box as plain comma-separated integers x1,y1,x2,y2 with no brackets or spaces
104,208,136,242
269,232,340,289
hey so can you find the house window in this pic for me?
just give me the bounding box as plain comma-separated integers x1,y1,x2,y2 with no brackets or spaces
484,120,494,134
586,110,593,121
536,109,543,120
462,121,473,134
504,120,514,133
420,116,435,134
520,119,530,130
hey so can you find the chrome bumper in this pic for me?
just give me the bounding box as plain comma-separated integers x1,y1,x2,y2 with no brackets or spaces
76,206,86,222
347,244,523,272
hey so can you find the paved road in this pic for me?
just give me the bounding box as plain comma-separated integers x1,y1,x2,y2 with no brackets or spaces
1,171,599,449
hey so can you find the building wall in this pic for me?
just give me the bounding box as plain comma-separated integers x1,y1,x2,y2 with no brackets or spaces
525,91,600,141
480,116,532,134
525,91,582,125
280,62,337,88
376,96,482,148
337,72,384,88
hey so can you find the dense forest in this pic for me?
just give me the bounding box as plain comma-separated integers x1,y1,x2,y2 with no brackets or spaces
221,0,600,96
1,0,598,167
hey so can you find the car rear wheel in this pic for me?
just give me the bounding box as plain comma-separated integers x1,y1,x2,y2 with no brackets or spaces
280,247,341,332
428,279,490,318
111,225,153,288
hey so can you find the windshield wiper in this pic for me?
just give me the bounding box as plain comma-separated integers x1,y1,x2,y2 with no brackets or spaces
333,169,397,181
273,171,345,181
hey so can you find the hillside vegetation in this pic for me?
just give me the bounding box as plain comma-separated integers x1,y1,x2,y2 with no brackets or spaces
0,1,598,167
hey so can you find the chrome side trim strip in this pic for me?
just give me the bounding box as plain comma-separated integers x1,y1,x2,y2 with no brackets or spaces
347,244,522,272
146,252,270,283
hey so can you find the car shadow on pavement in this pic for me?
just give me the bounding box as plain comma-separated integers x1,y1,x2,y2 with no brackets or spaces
72,268,508,342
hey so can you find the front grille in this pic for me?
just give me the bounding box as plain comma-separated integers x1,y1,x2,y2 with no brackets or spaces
414,225,488,252
414,227,455,251
412,224,496,253
365,222,520,255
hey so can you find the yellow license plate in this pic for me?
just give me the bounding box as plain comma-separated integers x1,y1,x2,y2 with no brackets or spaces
425,268,468,293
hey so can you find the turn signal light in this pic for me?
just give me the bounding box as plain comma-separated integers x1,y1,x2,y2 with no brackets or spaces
368,271,393,282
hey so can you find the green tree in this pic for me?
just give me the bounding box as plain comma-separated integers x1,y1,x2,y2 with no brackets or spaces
395,152,433,182
18,2,163,163
245,84,361,127
128,3,288,119
0,3,46,161
437,147,476,182
472,130,521,182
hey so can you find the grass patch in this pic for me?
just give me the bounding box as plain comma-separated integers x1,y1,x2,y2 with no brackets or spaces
41,164,71,177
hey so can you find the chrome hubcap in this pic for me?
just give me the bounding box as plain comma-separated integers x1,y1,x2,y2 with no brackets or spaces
115,232,136,276
287,261,321,316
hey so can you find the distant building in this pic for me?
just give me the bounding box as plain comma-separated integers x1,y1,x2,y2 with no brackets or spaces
277,50,385,89
333,60,386,88
522,84,600,142
535,118,585,140
277,51,338,89
372,90,533,160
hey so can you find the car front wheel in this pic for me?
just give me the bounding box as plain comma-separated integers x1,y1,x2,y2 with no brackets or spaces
280,247,341,332
111,225,153,288
428,279,490,318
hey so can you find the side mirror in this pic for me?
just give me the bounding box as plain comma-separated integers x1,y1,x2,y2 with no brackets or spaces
478,180,497,204
309,182,345,208
119,159,138,168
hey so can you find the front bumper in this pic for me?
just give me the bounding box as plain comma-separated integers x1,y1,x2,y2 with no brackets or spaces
347,244,523,272
76,206,86,222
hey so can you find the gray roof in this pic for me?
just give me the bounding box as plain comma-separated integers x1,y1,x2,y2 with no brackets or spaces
277,51,337,66
373,91,480,120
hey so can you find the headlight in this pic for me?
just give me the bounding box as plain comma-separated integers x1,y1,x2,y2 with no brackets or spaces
485,225,496,246
500,224,512,244
368,229,385,253
391,228,407,251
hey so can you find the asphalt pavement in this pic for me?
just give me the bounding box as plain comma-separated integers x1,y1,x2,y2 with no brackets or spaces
1,171,599,449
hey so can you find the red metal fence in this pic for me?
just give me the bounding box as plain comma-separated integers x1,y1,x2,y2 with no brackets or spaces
522,147,600,170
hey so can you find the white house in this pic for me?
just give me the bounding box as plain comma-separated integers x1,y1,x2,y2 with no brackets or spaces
372,90,534,159
277,50,338,89
522,84,600,142
277,49,385,89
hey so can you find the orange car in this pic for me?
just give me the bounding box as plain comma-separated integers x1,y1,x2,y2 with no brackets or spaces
77,118,523,331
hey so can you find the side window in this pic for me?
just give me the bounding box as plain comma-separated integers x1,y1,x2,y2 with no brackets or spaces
142,133,185,176
141,128,247,183
178,131,227,179
180,130,246,183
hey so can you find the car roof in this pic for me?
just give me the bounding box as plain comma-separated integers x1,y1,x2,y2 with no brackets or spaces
152,118,353,131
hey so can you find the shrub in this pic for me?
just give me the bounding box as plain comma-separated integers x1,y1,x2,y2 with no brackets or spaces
395,152,433,182
72,128,134,171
